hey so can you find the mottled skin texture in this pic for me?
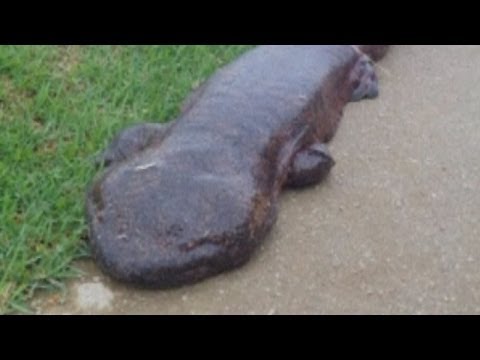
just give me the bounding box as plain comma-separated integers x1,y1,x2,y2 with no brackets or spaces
87,45,389,288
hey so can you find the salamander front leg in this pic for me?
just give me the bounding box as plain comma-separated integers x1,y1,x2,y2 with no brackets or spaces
96,122,172,168
285,143,335,189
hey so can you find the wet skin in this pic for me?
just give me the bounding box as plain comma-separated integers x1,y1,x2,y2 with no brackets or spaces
87,45,389,288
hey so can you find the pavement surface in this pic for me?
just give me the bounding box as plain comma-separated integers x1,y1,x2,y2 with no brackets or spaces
33,45,480,314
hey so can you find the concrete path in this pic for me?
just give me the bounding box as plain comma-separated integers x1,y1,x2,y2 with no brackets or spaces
34,45,480,314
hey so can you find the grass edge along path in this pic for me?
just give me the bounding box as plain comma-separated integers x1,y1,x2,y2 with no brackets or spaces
0,45,253,314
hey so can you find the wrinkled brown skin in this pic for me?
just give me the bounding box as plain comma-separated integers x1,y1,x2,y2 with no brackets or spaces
87,45,389,288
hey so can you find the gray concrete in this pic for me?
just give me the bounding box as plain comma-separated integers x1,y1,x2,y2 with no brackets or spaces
34,45,480,314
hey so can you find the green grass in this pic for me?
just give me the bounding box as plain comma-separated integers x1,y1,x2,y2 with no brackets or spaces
0,45,253,314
